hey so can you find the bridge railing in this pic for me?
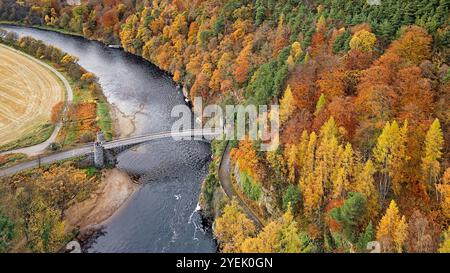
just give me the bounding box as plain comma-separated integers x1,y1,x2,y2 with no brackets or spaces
103,129,222,148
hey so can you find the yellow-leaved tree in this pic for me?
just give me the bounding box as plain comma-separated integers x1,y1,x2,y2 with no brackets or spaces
354,160,379,220
421,119,444,194
241,207,302,253
214,201,256,253
376,200,408,253
284,130,309,183
279,85,295,124
349,29,377,52
240,221,282,253
436,168,450,219
372,120,409,203
438,226,450,253
27,198,66,253
278,206,302,253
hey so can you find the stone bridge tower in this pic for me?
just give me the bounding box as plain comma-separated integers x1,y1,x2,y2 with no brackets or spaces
94,131,105,168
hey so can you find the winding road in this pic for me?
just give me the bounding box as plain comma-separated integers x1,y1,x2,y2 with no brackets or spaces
0,43,73,157
218,141,264,229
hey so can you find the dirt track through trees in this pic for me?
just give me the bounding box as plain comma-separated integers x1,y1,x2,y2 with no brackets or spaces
0,44,65,148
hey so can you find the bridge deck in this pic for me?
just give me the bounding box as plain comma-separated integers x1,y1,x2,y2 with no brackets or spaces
0,130,222,177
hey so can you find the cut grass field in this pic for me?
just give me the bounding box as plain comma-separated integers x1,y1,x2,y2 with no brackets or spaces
0,44,65,151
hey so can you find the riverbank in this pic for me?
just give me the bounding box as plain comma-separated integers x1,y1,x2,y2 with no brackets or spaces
65,168,140,236
110,104,136,138
2,163,139,253
0,21,83,38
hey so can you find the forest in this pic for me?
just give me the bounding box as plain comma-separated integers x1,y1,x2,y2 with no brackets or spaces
0,0,449,253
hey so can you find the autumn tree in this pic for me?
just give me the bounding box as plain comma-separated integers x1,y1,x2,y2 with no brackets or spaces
190,62,212,98
317,67,345,99
298,131,321,219
80,72,96,86
298,118,358,221
61,54,82,80
50,102,64,124
279,85,295,124
422,119,444,193
273,15,289,57
354,53,402,141
287,41,303,70
310,15,327,57
241,207,303,253
439,227,450,253
406,210,435,253
231,139,260,181
349,30,376,53
326,97,357,140
100,9,119,30
209,52,233,93
266,147,287,179
284,130,309,183
233,40,252,85
376,200,408,253
372,120,409,203
214,201,256,253
436,168,450,219
279,207,302,253
36,164,96,219
27,198,66,253
240,221,281,253
354,160,379,219
396,66,433,122
314,93,326,116
387,26,432,65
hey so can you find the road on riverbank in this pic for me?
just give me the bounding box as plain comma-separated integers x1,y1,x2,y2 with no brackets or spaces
218,141,264,229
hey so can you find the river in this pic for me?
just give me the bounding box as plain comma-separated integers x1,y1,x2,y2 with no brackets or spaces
1,25,217,253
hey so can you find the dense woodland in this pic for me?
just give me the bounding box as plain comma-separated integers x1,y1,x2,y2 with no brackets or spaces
0,0,449,253
0,163,99,252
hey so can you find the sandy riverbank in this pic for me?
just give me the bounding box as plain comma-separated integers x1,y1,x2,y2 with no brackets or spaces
110,103,136,138
65,168,140,233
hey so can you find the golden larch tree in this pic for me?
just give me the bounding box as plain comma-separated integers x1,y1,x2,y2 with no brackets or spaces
436,168,450,219
354,160,379,219
372,120,409,202
438,226,450,253
279,85,296,124
214,201,256,253
421,119,444,193
376,200,408,253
